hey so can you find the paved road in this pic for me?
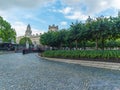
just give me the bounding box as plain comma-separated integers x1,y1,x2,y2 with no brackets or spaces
0,53,120,90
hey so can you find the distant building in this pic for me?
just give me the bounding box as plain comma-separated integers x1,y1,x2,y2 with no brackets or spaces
16,24,41,45
25,24,32,37
16,24,59,46
48,24,58,31
86,16,92,23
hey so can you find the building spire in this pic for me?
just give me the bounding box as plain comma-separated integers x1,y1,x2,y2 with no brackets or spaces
25,24,32,37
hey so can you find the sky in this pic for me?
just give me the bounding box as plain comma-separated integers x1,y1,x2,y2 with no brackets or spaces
0,0,120,37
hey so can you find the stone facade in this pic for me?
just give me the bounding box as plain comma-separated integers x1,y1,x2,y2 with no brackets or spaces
16,24,59,45
25,24,32,36
16,24,41,45
48,24,58,31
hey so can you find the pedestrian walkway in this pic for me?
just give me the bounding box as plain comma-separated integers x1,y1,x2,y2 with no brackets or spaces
0,51,15,55
41,57,120,70
0,53,120,90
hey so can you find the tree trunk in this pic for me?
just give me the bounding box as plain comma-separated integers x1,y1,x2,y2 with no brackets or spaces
83,41,86,50
101,38,104,50
75,40,78,50
83,39,86,50
59,43,62,50
95,38,98,50
69,42,72,50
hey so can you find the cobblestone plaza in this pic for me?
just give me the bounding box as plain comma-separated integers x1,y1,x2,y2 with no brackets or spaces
0,53,120,90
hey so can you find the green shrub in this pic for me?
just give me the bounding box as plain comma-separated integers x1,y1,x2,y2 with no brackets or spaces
42,50,120,60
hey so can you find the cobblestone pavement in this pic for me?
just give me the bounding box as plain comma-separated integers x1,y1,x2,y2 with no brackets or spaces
0,53,120,90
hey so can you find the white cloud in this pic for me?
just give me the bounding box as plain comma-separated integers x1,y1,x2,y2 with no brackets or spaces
58,7,88,20
12,22,26,37
100,1,108,6
82,0,112,14
0,0,55,10
1,0,120,37
59,7,72,14
25,14,34,19
0,10,8,20
12,22,44,37
61,0,81,6
111,0,120,9
24,14,46,24
61,0,120,15
60,21,67,26
64,11,88,20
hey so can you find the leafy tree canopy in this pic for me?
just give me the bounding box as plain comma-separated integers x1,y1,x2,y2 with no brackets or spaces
0,16,16,42
19,37,32,45
40,15,120,50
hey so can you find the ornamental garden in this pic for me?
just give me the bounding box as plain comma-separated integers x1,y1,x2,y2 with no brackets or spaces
40,15,120,61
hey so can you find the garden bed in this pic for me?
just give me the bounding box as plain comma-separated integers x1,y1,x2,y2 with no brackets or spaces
41,50,120,63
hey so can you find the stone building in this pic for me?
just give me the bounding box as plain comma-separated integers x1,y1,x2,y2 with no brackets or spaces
48,24,58,31
16,24,41,46
25,24,32,36
16,24,59,47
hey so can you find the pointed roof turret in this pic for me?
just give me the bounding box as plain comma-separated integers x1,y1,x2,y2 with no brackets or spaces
25,24,32,37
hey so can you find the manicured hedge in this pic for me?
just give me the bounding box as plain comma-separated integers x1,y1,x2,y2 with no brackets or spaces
41,50,120,60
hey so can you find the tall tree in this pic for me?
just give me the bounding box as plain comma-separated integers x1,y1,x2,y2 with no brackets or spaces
69,21,87,49
0,16,16,42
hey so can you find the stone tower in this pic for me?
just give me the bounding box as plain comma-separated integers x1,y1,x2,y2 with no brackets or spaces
25,24,32,37
48,24,58,31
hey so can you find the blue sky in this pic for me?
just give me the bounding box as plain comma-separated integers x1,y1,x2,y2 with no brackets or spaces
0,0,120,36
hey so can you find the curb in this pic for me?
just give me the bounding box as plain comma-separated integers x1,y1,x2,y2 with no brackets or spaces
38,55,120,71
0,51,15,55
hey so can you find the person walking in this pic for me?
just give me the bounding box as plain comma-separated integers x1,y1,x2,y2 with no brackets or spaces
22,49,25,55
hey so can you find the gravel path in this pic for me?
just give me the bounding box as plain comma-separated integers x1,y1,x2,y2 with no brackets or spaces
0,53,120,90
